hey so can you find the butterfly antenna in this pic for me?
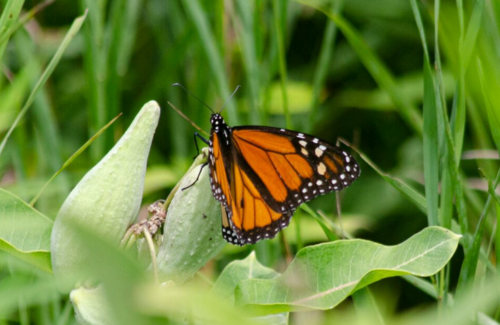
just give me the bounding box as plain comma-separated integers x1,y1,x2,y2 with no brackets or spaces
172,83,214,114
167,102,209,137
219,85,241,113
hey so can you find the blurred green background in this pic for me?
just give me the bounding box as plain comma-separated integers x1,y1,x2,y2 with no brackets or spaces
1,0,500,323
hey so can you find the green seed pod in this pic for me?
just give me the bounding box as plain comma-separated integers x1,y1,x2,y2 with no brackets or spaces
156,150,226,284
51,101,160,292
71,286,115,325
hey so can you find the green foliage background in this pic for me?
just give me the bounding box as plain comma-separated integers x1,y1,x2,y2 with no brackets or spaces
1,0,500,324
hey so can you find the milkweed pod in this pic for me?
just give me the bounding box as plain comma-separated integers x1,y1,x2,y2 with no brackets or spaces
51,101,160,292
71,286,116,325
156,152,226,284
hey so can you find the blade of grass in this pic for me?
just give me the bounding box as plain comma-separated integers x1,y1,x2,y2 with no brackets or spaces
299,204,338,241
435,70,469,251
454,0,485,163
234,1,262,125
352,288,386,325
103,0,127,150
294,0,423,135
411,0,439,227
0,1,54,52
0,10,88,157
457,168,500,297
333,14,423,135
0,0,24,62
13,24,70,202
115,0,141,76
105,0,142,150
433,0,454,240
272,0,291,129
497,206,500,272
341,139,427,214
477,57,500,275
182,0,238,125
30,113,122,207
477,60,500,157
308,0,344,132
81,0,107,161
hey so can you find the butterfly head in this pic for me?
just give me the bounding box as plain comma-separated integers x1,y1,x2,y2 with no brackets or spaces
210,113,229,134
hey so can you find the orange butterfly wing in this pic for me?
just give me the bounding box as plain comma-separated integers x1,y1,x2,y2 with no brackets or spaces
207,114,359,245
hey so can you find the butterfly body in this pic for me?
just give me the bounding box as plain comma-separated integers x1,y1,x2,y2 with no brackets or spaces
206,113,360,246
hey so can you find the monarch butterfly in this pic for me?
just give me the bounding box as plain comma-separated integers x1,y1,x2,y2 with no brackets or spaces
173,85,360,246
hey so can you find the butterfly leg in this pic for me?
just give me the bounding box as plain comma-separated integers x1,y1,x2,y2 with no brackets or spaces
193,132,210,159
182,162,208,191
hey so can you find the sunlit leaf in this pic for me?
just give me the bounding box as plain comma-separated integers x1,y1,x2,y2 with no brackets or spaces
213,252,288,324
236,227,460,314
213,252,278,303
0,188,52,272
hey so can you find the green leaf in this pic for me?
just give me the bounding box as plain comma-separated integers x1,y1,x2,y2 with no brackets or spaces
0,188,52,272
213,252,279,303
235,227,460,314
212,252,288,325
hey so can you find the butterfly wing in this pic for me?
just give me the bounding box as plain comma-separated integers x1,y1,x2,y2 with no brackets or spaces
209,130,292,245
228,126,360,244
208,122,360,246
231,126,360,208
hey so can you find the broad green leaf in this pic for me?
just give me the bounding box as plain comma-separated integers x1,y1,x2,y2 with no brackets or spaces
213,252,279,303
235,226,460,314
212,252,288,325
135,283,258,325
0,188,52,272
